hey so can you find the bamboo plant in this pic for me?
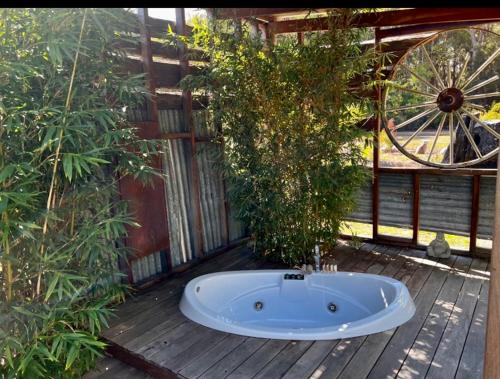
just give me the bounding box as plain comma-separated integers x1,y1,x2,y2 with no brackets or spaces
0,8,161,377
177,10,380,265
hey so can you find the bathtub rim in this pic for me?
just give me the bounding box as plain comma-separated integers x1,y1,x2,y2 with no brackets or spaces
179,270,415,340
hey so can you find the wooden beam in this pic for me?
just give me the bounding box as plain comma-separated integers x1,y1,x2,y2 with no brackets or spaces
372,28,382,240
123,58,201,88
269,8,500,34
412,172,420,246
137,9,158,122
485,155,500,378
214,8,306,19
176,8,205,258
378,19,500,39
378,167,497,177
469,175,481,256
297,32,304,44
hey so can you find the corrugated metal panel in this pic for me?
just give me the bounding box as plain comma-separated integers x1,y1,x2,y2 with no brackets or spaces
130,251,165,283
228,201,247,241
347,172,494,239
379,174,413,228
348,180,372,223
478,176,495,239
159,110,196,266
193,111,226,253
420,175,472,235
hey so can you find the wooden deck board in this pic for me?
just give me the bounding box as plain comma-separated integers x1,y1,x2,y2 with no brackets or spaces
91,242,490,379
366,255,458,379
395,255,472,379
425,258,489,379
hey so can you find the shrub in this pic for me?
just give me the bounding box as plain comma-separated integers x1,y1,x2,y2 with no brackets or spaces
0,9,160,377
177,10,379,265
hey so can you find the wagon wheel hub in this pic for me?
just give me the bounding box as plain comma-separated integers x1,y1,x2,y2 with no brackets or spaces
436,88,464,113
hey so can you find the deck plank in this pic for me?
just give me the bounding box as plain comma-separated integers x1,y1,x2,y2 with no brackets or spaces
199,338,268,379
93,243,490,379
425,258,489,379
179,334,247,378
225,339,289,379
455,280,489,379
253,341,313,379
365,255,458,379
395,255,472,379
281,340,341,379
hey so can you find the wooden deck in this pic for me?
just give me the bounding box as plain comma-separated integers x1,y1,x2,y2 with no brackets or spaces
88,242,490,379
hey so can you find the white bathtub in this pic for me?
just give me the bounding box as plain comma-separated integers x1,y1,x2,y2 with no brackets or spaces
179,270,415,340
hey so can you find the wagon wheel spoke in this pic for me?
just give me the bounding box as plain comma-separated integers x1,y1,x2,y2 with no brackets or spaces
400,63,442,93
385,101,436,113
422,46,447,90
447,59,453,87
455,111,483,158
402,110,441,148
463,75,499,95
464,91,500,101
461,108,500,140
460,47,500,90
389,83,437,98
455,53,471,89
463,102,486,112
393,107,438,131
448,112,454,164
427,113,447,162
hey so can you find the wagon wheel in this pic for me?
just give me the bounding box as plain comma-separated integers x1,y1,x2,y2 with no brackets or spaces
383,28,500,168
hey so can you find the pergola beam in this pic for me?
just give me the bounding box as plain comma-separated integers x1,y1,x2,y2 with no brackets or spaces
268,8,500,34
214,8,311,19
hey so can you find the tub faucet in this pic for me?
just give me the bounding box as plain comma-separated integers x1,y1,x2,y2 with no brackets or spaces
313,244,321,273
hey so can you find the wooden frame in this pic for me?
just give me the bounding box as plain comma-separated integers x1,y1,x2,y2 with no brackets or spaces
121,8,500,378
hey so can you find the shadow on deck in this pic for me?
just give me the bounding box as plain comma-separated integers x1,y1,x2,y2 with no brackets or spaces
85,241,489,379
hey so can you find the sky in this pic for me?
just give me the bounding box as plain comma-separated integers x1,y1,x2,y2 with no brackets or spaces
132,8,207,24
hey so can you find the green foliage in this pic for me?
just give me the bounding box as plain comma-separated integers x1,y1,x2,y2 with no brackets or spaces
482,102,500,121
0,8,160,377
177,10,378,265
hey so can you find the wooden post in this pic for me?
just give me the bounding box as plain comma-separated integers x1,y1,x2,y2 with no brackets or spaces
412,172,420,246
137,8,158,122
175,8,205,258
372,27,381,240
485,155,500,377
297,32,304,44
469,174,480,256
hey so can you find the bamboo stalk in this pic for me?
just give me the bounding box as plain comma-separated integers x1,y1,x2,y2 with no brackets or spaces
2,212,12,302
36,10,88,297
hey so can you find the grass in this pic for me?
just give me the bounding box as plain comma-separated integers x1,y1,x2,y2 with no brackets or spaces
341,220,492,251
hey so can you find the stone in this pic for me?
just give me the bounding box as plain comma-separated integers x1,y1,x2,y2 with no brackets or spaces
415,140,428,154
427,231,451,259
442,117,500,167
